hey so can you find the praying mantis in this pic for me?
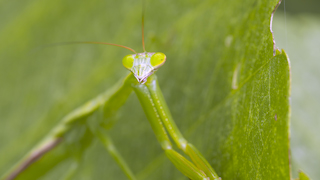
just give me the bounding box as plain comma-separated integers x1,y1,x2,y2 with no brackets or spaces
2,4,220,180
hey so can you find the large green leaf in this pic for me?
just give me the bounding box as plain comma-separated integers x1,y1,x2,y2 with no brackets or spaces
0,0,291,179
273,12,320,180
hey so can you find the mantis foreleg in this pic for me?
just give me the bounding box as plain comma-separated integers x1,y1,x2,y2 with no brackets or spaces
132,79,208,180
145,75,220,180
131,74,219,180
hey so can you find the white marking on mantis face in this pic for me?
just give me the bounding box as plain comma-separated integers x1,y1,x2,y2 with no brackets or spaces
130,52,156,84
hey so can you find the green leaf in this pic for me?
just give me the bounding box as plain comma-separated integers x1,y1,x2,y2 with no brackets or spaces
273,12,320,180
0,0,290,179
298,171,311,180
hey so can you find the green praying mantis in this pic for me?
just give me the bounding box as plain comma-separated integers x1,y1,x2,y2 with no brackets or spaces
3,5,221,180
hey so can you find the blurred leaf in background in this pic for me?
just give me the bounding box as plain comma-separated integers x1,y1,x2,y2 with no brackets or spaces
0,0,293,179
274,1,320,179
277,0,320,15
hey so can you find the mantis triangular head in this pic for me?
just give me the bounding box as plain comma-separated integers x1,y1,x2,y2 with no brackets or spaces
122,52,166,84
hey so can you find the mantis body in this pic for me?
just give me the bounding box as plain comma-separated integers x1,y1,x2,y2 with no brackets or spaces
3,8,220,180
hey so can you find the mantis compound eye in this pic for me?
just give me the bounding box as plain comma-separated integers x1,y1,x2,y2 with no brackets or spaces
122,54,134,70
150,52,166,69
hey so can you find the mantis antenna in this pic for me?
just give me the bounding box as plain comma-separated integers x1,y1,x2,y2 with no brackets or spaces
142,0,146,52
78,41,137,54
31,41,137,54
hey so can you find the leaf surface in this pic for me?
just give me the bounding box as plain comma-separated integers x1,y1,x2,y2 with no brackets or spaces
0,0,290,179
274,12,320,180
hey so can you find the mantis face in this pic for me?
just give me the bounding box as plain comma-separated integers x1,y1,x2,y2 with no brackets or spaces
122,52,166,84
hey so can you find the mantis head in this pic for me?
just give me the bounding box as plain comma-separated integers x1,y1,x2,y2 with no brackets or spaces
122,52,166,84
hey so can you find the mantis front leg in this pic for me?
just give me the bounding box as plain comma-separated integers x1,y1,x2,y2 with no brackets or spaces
131,74,220,180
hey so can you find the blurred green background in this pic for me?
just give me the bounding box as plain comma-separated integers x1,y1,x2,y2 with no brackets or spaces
0,0,319,179
274,0,320,179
